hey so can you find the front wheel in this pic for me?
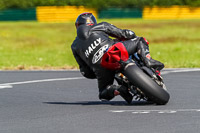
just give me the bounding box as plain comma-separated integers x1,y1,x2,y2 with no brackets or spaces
123,63,170,105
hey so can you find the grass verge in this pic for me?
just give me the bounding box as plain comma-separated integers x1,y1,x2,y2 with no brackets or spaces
0,19,199,70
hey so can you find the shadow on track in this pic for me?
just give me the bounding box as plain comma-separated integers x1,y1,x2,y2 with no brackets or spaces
43,100,154,106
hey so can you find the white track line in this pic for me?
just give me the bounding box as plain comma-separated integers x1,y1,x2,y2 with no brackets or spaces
0,68,199,90
110,109,200,114
0,77,84,89
162,68,200,75
0,85,13,89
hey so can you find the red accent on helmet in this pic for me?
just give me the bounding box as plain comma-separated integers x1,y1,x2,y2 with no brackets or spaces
75,12,97,28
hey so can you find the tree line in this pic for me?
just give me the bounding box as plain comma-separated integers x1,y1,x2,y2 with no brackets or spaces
0,0,200,10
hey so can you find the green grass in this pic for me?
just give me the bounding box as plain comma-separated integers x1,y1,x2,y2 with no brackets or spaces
0,19,200,70
0,21,77,70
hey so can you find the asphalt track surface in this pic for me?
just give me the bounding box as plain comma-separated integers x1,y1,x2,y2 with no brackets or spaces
0,68,200,133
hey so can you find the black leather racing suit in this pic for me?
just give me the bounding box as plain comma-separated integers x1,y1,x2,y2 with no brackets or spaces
71,22,138,100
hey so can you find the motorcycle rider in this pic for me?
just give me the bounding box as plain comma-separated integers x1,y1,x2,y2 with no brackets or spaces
71,12,164,104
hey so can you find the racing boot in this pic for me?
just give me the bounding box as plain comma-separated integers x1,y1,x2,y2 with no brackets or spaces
99,85,133,104
99,85,117,101
117,85,133,104
137,38,164,71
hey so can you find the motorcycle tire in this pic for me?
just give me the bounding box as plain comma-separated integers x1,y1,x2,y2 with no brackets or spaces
123,63,170,105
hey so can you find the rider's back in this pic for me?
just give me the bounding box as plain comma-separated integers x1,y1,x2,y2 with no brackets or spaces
71,22,115,67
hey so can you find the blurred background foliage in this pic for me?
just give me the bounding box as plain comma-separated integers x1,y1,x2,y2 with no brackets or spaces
0,0,200,10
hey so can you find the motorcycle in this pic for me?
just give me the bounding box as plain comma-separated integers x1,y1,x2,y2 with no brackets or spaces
101,42,170,105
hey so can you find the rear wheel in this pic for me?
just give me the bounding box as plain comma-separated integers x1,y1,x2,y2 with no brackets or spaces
123,63,170,105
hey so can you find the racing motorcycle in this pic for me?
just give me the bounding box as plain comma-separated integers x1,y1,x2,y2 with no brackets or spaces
101,42,170,105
